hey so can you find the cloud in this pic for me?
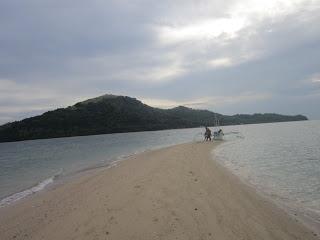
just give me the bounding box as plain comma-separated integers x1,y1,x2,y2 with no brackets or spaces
0,0,320,123
140,97,209,109
207,58,233,69
147,0,320,88
0,79,92,124
141,92,272,110
309,74,320,83
113,64,185,83
155,17,248,45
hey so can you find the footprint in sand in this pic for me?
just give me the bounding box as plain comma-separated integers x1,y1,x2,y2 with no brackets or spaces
134,185,143,195
108,216,118,224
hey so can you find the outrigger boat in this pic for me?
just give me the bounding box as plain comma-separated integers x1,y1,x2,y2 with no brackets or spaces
213,114,224,140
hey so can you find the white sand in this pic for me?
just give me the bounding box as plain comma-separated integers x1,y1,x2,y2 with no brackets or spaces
0,142,318,240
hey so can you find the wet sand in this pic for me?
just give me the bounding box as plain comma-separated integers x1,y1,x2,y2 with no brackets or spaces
0,142,318,240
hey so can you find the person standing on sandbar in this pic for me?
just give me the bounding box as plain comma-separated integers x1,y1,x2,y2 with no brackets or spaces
204,127,212,141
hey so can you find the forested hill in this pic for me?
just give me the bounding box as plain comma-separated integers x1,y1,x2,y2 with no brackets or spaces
0,94,308,142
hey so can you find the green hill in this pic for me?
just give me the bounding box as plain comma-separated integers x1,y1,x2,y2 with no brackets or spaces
0,94,308,142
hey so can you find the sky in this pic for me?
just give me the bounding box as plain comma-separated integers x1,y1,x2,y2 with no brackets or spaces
0,0,320,124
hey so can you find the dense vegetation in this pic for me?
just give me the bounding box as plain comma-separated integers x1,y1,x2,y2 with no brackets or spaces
0,95,308,142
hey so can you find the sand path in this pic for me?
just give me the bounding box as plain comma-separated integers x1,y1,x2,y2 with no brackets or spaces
0,142,317,240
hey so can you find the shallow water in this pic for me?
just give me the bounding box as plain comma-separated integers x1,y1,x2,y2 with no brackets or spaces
0,120,319,228
214,120,320,227
0,127,202,206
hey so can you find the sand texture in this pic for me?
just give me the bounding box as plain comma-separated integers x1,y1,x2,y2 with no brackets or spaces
0,142,318,240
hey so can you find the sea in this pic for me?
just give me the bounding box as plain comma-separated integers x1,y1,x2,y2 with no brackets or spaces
0,120,319,230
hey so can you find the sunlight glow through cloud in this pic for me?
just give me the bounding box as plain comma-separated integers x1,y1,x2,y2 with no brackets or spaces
156,0,315,45
208,58,233,68
157,17,247,44
230,0,306,18
310,74,320,83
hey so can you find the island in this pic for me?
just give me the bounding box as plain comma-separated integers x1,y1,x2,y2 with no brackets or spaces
0,94,307,142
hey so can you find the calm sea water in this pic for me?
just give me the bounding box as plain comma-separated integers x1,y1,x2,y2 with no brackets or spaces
0,121,319,229
214,120,320,228
0,128,202,206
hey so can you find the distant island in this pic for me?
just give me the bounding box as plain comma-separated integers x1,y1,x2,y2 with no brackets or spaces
0,94,308,142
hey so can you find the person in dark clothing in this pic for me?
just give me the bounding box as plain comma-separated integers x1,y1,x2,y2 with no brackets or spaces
204,127,212,141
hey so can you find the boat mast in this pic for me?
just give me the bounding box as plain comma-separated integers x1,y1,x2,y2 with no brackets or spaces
214,113,219,129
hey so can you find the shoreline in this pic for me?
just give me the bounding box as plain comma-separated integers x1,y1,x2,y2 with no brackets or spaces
212,142,320,237
0,142,318,239
0,144,163,209
211,145,320,237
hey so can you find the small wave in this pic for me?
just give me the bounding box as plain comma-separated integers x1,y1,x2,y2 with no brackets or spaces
0,169,63,208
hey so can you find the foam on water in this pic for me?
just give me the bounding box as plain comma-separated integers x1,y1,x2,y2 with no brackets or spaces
0,169,63,208
0,128,202,206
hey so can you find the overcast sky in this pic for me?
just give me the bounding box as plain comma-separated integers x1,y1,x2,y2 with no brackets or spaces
0,0,319,124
